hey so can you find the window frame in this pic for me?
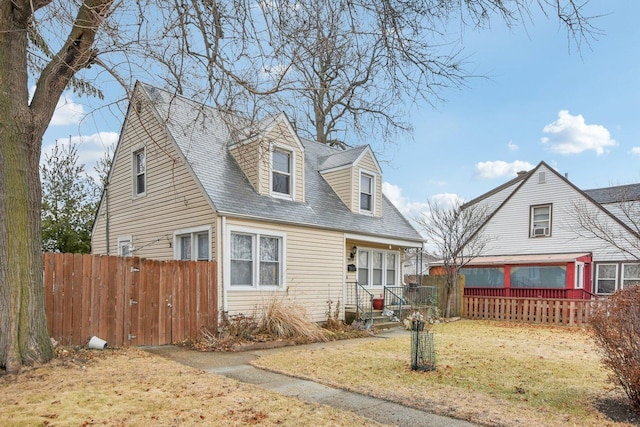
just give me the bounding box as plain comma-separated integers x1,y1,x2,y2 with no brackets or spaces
359,170,376,214
173,226,211,261
270,145,294,199
117,236,133,257
622,263,640,289
595,263,618,294
133,147,146,197
225,225,286,290
357,248,399,287
529,203,552,238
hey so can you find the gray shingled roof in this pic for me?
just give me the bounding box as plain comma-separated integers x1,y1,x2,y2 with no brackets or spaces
317,146,368,171
584,183,640,204
140,83,423,244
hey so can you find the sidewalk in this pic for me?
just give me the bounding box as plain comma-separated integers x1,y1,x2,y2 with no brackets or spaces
144,328,477,427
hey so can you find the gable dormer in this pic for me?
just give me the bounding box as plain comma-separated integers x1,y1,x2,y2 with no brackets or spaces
229,113,305,203
319,145,383,217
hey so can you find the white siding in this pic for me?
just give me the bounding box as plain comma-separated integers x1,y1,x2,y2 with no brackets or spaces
480,164,637,262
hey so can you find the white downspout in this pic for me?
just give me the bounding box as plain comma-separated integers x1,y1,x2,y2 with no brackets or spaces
221,215,228,313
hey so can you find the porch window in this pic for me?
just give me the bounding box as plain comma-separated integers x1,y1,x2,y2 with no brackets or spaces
357,249,398,287
386,253,397,286
228,227,285,288
461,267,504,288
510,266,565,289
596,264,617,294
622,263,640,288
530,204,551,237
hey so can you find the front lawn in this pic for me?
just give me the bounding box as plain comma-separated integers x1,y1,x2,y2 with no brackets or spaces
252,320,638,426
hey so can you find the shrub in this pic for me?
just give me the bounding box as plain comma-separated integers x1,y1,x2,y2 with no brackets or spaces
591,286,640,411
259,298,328,342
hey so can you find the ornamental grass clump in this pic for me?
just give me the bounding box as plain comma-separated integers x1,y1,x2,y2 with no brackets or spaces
591,286,640,412
259,298,328,342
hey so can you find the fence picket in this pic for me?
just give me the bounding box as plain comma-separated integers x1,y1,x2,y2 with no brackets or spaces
43,253,217,346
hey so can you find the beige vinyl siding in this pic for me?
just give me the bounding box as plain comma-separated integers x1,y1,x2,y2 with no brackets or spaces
230,140,262,192
354,151,382,217
224,217,344,322
265,122,305,202
321,168,353,210
92,96,217,260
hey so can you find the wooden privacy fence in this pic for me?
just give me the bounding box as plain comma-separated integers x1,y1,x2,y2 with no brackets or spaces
463,296,594,326
43,253,217,347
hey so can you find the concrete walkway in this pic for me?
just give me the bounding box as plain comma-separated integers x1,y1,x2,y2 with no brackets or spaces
144,329,477,427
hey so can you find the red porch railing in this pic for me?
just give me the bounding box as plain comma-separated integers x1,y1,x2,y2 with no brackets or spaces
464,287,597,300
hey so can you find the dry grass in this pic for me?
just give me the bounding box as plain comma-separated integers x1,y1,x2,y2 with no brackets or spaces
259,299,328,342
252,320,639,427
0,347,386,426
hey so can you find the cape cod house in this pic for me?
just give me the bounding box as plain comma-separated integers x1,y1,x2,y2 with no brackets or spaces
91,82,424,323
433,161,640,299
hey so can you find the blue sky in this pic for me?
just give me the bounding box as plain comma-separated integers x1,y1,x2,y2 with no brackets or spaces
42,1,640,224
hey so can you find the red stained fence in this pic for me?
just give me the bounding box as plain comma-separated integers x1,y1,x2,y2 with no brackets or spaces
43,253,217,347
463,296,596,326
464,287,596,300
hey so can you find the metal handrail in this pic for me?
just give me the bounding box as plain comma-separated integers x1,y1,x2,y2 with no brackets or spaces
383,286,407,321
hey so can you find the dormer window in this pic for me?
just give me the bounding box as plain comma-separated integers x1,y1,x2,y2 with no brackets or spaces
272,148,292,197
360,172,374,213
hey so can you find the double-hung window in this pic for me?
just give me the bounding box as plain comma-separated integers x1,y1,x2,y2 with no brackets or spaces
134,148,146,196
175,227,210,261
228,227,285,288
596,263,617,294
357,249,399,287
622,263,640,288
117,236,132,257
530,204,551,237
272,148,292,197
360,172,373,213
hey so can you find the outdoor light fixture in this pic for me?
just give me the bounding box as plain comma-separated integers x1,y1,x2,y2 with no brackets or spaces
350,246,358,260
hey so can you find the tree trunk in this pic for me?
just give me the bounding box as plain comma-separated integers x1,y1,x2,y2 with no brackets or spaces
0,4,54,373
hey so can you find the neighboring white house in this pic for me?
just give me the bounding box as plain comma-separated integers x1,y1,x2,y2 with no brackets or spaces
439,161,640,297
91,82,424,322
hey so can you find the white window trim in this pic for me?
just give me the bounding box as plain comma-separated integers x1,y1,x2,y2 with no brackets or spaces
357,248,399,288
270,143,295,200
117,235,133,257
574,261,584,289
359,169,376,215
621,262,640,289
224,224,287,290
530,204,551,238
132,146,146,198
173,225,212,261
595,263,618,294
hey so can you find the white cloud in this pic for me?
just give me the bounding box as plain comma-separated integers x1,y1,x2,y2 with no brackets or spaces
43,131,119,180
50,93,85,126
541,110,617,155
507,140,518,151
430,193,463,210
382,182,429,219
475,160,534,179
631,147,640,155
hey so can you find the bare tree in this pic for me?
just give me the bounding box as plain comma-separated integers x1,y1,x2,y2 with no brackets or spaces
570,185,640,261
415,199,491,317
0,0,598,372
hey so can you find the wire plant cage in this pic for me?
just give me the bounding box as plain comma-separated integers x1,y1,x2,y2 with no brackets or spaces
411,320,436,371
